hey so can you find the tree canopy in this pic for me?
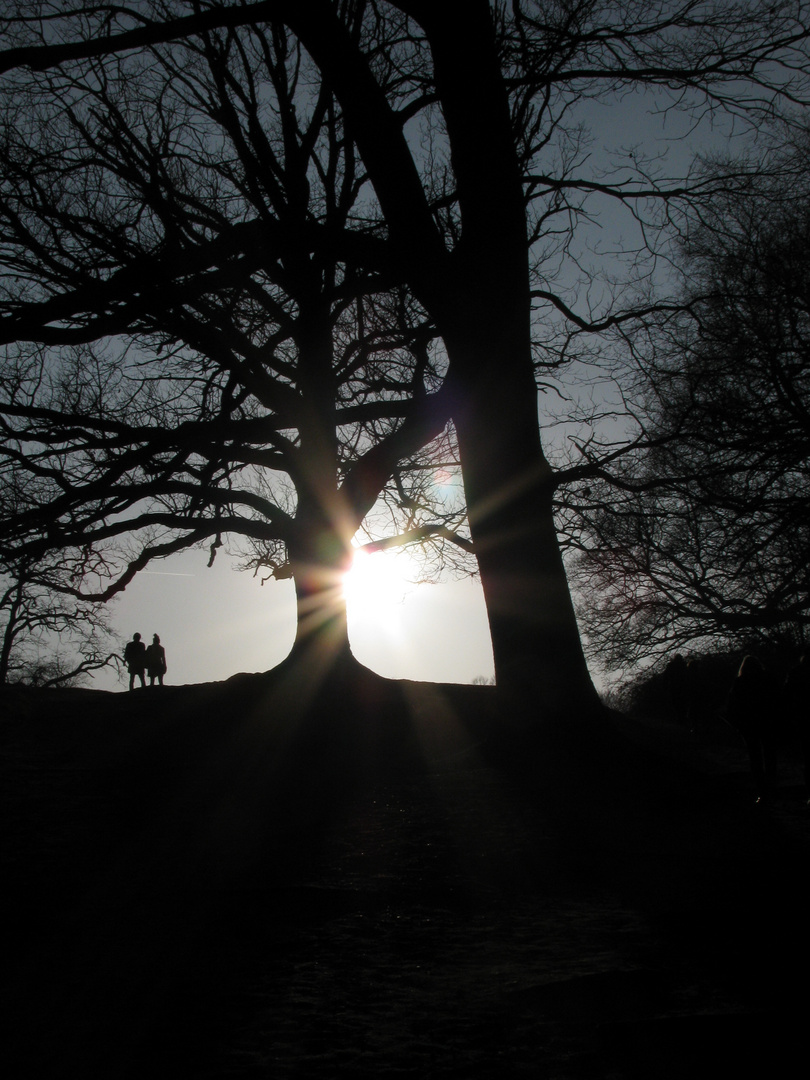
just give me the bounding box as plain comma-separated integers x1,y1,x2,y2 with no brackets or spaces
569,141,810,671
2,2,809,709
0,10,463,665
0,555,120,685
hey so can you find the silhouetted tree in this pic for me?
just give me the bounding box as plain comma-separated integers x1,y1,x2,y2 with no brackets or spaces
0,556,119,685
0,14,461,672
2,2,809,711
569,142,810,671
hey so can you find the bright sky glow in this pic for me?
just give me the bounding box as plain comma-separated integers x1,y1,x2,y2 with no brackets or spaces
343,547,417,626
87,545,496,692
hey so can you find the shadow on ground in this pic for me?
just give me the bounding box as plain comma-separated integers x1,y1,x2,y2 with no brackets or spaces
2,658,807,1077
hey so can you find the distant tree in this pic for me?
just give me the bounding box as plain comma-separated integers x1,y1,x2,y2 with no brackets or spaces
471,674,496,686
568,144,810,672
2,2,809,713
0,557,120,686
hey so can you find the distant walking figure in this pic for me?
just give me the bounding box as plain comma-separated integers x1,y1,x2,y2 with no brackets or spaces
664,654,703,733
145,634,167,687
784,651,810,801
725,655,779,804
124,632,147,691
664,654,690,728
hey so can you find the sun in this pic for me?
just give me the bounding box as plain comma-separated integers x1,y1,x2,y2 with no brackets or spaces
342,547,417,631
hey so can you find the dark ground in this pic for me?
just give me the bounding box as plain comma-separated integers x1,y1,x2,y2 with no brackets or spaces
2,664,808,1078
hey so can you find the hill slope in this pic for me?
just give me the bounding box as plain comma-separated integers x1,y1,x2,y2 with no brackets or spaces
2,665,807,1077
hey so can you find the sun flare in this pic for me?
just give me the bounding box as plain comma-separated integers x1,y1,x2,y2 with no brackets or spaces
342,547,417,631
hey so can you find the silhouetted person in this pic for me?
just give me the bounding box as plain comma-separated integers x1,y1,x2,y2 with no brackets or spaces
784,651,810,802
684,658,708,734
124,632,147,691
664,654,690,728
725,655,779,805
145,633,167,687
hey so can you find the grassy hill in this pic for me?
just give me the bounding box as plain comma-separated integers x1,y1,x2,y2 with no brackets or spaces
2,661,807,1077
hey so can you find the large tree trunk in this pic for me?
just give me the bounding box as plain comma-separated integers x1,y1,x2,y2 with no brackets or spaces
287,513,352,676
286,0,598,714
423,3,597,714
284,291,355,678
447,331,597,715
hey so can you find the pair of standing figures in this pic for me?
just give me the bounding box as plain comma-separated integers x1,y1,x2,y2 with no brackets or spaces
123,633,167,690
